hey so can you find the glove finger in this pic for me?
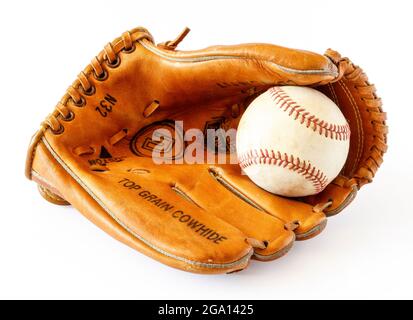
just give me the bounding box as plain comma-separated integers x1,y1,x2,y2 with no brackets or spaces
212,164,327,240
170,163,295,261
59,155,254,274
134,36,340,117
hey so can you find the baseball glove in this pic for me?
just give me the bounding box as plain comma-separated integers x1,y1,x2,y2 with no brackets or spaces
25,26,387,274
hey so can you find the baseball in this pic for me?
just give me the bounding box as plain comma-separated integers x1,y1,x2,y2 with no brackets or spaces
236,86,350,197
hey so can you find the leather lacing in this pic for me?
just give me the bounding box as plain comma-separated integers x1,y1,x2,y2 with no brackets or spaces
345,66,387,186
42,29,154,135
325,49,388,188
42,28,191,136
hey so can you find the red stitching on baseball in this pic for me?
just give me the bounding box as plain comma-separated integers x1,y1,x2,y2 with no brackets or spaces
269,87,351,141
238,149,328,193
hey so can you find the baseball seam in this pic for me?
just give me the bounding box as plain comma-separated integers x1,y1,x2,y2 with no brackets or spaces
269,87,350,141
238,149,328,193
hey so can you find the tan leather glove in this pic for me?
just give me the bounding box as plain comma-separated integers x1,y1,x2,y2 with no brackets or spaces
25,27,387,274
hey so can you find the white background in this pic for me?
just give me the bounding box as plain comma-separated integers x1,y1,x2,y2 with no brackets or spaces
0,0,412,300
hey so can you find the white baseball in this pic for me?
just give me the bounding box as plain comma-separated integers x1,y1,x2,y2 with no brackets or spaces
236,86,350,197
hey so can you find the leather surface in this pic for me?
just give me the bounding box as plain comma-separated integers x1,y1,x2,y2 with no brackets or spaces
25,27,387,273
